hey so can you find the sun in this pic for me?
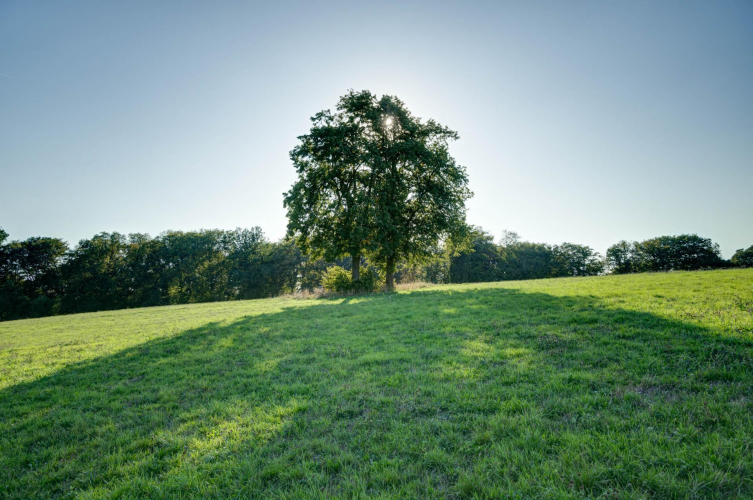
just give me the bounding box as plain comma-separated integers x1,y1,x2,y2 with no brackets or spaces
384,116,393,127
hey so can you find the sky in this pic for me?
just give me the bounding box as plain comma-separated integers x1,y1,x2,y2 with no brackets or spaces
1,1,751,257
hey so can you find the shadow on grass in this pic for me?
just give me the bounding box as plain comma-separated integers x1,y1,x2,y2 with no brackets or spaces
1,287,752,498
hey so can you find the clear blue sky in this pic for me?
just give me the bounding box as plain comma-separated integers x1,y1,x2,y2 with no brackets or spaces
2,1,751,257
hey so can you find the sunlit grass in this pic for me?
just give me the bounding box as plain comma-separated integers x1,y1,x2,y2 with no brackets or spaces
1,269,752,498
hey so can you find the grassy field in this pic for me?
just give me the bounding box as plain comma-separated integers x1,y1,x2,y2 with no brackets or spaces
1,270,752,499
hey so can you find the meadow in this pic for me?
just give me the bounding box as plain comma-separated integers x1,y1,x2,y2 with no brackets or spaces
1,269,752,499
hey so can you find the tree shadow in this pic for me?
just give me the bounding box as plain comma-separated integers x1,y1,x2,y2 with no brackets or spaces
1,286,751,498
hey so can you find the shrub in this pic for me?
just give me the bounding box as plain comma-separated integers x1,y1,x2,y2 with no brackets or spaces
321,266,353,293
321,266,384,293
353,266,384,293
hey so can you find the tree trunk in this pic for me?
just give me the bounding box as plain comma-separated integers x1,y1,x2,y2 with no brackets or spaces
385,258,396,292
351,252,360,282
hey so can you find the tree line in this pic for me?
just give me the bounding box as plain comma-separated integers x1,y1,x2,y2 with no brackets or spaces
441,228,605,284
606,234,749,273
1,225,749,321
0,228,304,321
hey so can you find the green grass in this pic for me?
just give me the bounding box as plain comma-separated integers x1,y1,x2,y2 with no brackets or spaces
1,270,752,499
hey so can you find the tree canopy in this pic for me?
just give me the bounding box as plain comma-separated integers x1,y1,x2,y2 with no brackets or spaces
284,100,371,281
284,90,472,290
606,234,728,273
731,245,753,268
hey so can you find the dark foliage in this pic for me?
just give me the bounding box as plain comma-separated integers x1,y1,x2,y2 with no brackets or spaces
0,224,739,321
0,235,68,320
449,228,504,283
0,228,306,321
607,234,729,273
731,245,753,268
447,229,604,284
285,90,472,290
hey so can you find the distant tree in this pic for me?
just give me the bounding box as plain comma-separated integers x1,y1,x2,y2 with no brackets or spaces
0,236,28,321
227,227,268,298
450,228,502,283
17,237,68,297
606,240,641,274
60,233,128,313
446,231,605,283
231,239,300,299
499,230,520,248
0,240,21,286
264,241,306,295
552,243,604,277
731,245,753,268
499,241,557,280
121,233,168,307
0,236,68,319
2,226,330,321
635,234,725,272
392,261,422,284
158,230,235,304
421,251,452,284
607,235,726,274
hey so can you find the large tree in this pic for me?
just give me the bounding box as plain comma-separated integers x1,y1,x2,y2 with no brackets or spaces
285,90,472,290
283,97,371,281
358,92,472,290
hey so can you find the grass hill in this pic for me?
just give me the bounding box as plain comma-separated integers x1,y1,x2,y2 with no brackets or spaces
1,270,752,498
